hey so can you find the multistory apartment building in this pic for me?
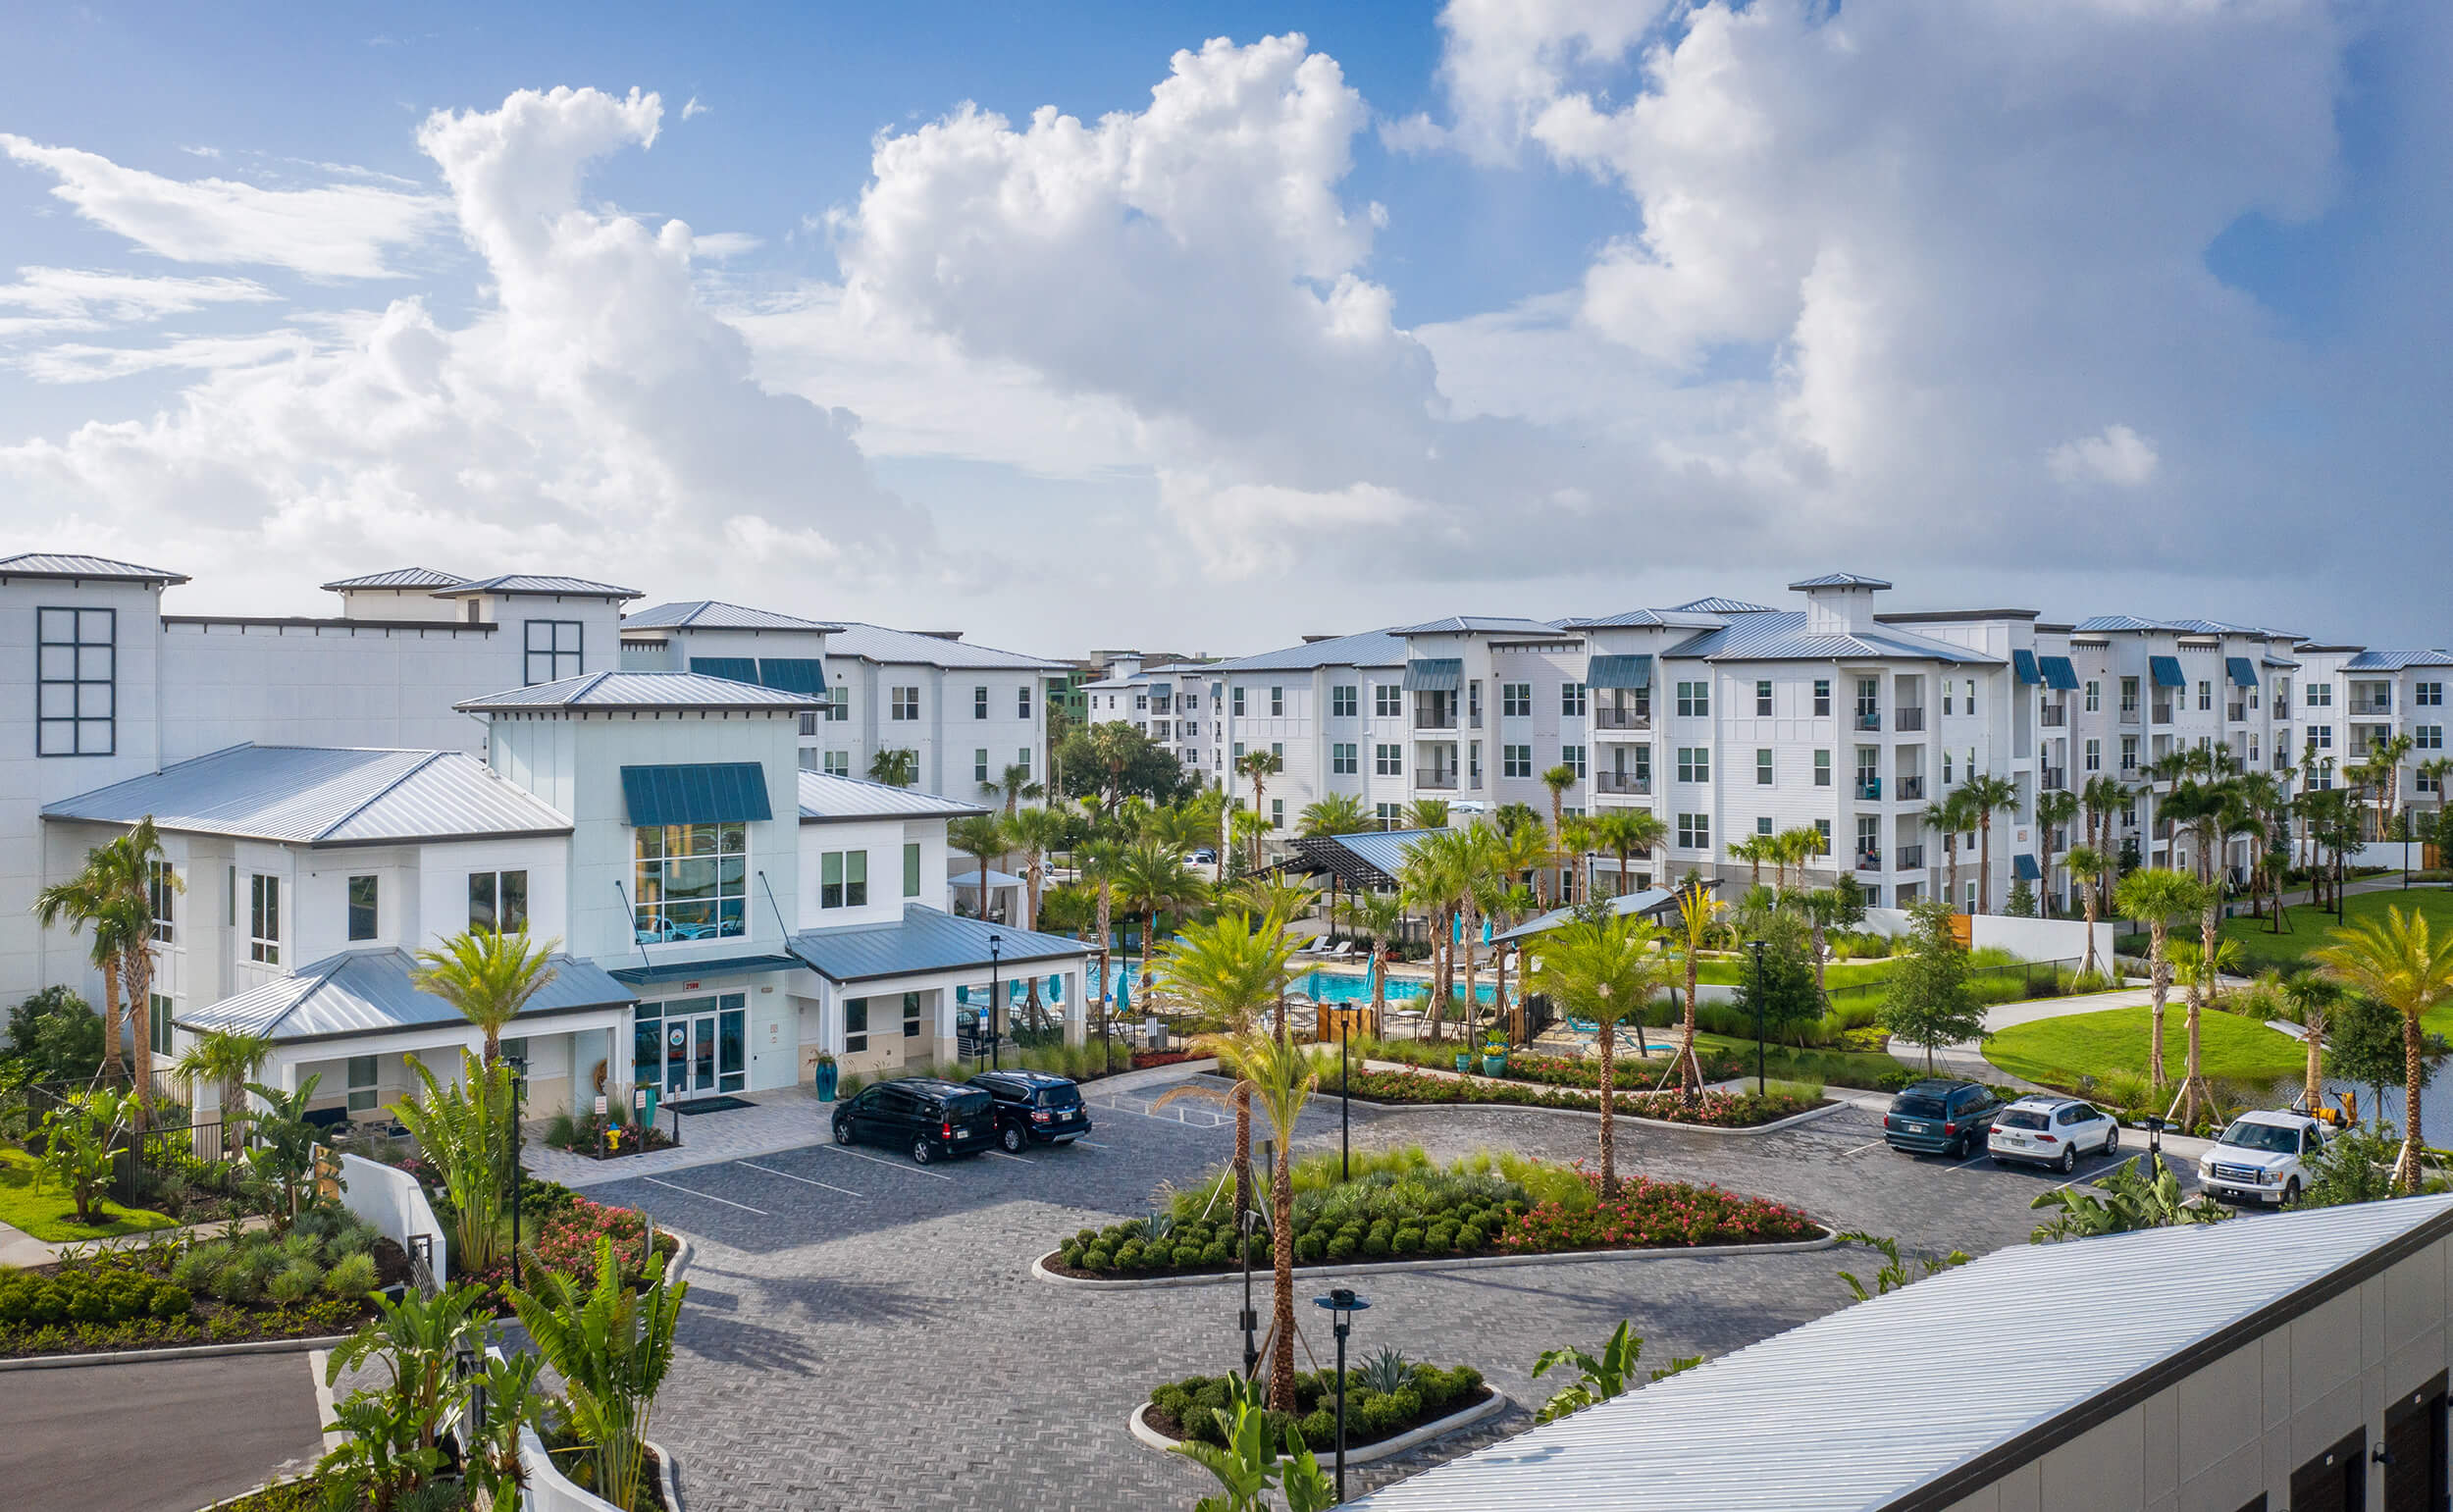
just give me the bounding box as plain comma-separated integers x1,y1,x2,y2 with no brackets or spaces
1194,629,1410,834
1076,652,1226,783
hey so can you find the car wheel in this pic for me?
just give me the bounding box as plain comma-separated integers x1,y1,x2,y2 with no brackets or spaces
1001,1124,1025,1154
2103,1126,2119,1157
2059,1143,2078,1174
912,1138,934,1166
2282,1176,2301,1206
833,1119,852,1145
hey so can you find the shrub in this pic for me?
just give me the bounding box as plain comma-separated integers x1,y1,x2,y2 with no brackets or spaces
1360,1228,1390,1258
1324,1232,1358,1262
1295,1232,1326,1263
1391,1225,1424,1254
267,1261,323,1305
214,1257,267,1305
1114,1239,1145,1270
171,1247,219,1291
1297,1407,1337,1447
1424,1221,1457,1254
149,1285,191,1320
1357,1386,1422,1434
1200,1239,1230,1267
323,1253,379,1299
1083,1246,1114,1273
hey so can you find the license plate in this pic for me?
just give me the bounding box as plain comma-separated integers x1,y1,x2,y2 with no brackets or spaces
1908,1122,1931,1133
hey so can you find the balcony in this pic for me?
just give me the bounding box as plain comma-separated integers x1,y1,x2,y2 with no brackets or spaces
1594,771,1651,796
2226,704,2247,723
2151,703,2173,724
1894,706,1925,732
1854,851,1882,873
1897,775,1926,801
2041,766,2066,791
1418,771,1459,791
2119,707,2140,725
1414,711,1457,730
1855,779,1882,802
1854,711,1882,732
2040,705,2065,728
1592,706,1652,731
1897,844,1925,869
2352,699,2394,718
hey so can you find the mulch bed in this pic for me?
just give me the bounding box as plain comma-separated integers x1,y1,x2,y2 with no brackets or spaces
1143,1383,1496,1451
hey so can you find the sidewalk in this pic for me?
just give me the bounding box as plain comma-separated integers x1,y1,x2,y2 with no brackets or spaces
0,1212,274,1270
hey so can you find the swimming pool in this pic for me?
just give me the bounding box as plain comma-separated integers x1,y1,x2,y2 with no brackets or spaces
1086,962,1499,1006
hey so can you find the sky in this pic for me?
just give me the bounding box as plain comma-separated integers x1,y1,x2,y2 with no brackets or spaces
0,0,2445,657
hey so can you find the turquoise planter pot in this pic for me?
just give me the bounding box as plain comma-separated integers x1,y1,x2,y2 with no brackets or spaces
813,1061,839,1102
1454,1051,1474,1073
1481,1054,1507,1077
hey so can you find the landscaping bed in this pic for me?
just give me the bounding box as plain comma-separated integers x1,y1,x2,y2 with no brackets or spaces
1330,1064,1826,1127
1143,1362,1490,1453
0,1145,178,1241
422,1176,681,1307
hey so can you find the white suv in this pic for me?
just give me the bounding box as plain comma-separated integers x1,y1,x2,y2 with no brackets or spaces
2198,1111,2327,1206
1988,1096,2120,1173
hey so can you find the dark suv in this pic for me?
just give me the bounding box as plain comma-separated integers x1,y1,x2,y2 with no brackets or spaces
968,1069,1092,1153
1884,1078,2004,1158
832,1078,998,1165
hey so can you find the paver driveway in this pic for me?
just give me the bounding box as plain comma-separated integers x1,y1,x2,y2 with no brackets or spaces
583,1076,2143,1512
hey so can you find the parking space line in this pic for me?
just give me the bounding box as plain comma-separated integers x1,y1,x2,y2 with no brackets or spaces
818,1143,955,1180
641,1176,769,1215
984,1150,1034,1165
1947,1153,1994,1172
1837,1139,1886,1157
738,1161,864,1199
1072,1139,1111,1149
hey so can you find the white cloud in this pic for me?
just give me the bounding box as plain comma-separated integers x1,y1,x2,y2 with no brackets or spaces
2048,423,2160,488
682,96,709,120
0,265,278,337
18,331,317,384
0,135,446,278
688,231,762,259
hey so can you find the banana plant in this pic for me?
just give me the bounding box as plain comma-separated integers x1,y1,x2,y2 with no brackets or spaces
1531,1319,1696,1424
1169,1374,1280,1512
509,1235,687,1512
1834,1230,1970,1300
36,1087,129,1225
243,1074,324,1228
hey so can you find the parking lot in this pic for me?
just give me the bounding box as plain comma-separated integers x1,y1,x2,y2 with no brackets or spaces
582,1075,2193,1512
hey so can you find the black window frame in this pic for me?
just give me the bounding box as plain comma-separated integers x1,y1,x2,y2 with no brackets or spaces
523,619,583,685
347,874,380,942
846,996,869,1053
35,604,115,757
469,868,531,934
974,685,989,719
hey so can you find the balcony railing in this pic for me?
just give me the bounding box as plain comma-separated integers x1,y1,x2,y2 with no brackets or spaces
2041,766,2066,791
2226,704,2247,723
2152,703,2173,724
1897,775,1926,801
1414,712,1457,730
1594,771,1651,796
1894,706,1925,732
2352,699,2394,717
2119,708,2140,725
1898,844,1925,869
1418,771,1458,791
2040,706,2065,727
1854,711,1882,732
1855,851,1882,873
1592,706,1652,730
1856,779,1882,802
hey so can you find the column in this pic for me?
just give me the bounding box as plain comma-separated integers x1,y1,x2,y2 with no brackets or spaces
932,985,958,1066
1061,965,1087,1048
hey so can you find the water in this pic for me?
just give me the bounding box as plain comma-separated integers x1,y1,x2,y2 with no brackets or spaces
1084,961,1500,1007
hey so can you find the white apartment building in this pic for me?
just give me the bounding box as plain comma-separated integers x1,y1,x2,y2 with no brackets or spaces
1076,652,1226,782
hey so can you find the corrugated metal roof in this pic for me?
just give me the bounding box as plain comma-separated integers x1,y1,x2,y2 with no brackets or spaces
0,551,188,584
688,656,760,685
176,949,633,1046
321,566,467,590
42,744,571,845
1662,612,1999,666
789,906,1087,984
620,762,774,826
1212,628,1406,673
1669,596,1775,614
1402,658,1463,692
432,574,641,599
2149,654,2186,689
1493,886,1686,943
456,671,821,712
1349,1194,2453,1512
2226,655,2259,688
825,621,1064,670
2010,649,2041,685
2264,652,2303,669
2072,614,2295,639
1788,572,1893,590
1559,608,1729,630
1389,615,1565,636
1325,827,1445,884
1586,654,1651,690
2344,649,2453,671
622,600,842,632
2037,654,2079,691
758,658,826,696
797,769,989,823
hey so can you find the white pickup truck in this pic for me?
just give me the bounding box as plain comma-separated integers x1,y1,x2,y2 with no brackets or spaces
2197,1110,2329,1206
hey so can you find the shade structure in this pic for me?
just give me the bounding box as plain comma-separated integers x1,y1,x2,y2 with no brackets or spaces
2226,655,2259,689
2149,654,2186,689
620,762,774,826
688,656,760,685
2011,649,2041,685
1586,653,1652,690
1402,657,1462,692
2037,654,2079,691
757,657,826,696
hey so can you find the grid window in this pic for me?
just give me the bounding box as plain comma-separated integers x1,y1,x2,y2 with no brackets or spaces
1331,743,1357,775
1018,685,1032,718
1561,744,1586,779
1271,799,1283,830
891,686,920,720
1755,680,1773,716
523,620,582,685
2085,738,2101,772
1678,812,1710,850
1332,685,1358,718
1375,685,1400,717
35,605,114,756
2198,679,2213,711
975,686,990,718
2419,682,2445,707
1233,687,1248,716
1561,682,1587,717
2418,725,2445,751
249,874,280,965
1376,744,1402,776
1756,815,1774,836
1502,683,1531,718
1502,744,1531,779
1814,750,1832,787
2308,683,2332,706
819,849,869,910
975,749,989,783
1676,681,1708,718
1677,747,1708,783
824,750,851,776
147,992,176,1058
2120,677,2140,714
1271,686,1285,716
827,685,850,722
2120,735,2139,769
1017,748,1030,778
1376,803,1402,829
469,869,530,934
799,711,819,738
634,824,746,940
2085,680,2101,712
347,875,379,942
148,860,176,944
904,992,923,1038
1756,749,1774,786
1812,679,1831,717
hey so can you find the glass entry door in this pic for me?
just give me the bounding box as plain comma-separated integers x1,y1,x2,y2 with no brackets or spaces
632,993,749,1100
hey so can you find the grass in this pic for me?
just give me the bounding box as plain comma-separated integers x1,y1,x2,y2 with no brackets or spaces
0,1147,179,1242
1690,1032,1905,1091
1984,1007,2305,1091
2209,887,2453,976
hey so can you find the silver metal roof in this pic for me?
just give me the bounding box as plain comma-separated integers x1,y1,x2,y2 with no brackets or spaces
2344,649,2453,671
1560,608,1731,630
788,906,1088,985
1492,886,1691,943
1789,572,1893,590
1669,596,1775,614
456,670,821,712
1212,628,1406,673
1323,827,1445,882
321,566,467,590
41,745,572,846
1662,611,2000,666
432,573,641,599
0,551,188,584
1389,615,1566,637
1351,1193,2453,1512
2070,614,2296,639
176,948,632,1046
797,769,989,824
623,600,843,633
824,621,1065,670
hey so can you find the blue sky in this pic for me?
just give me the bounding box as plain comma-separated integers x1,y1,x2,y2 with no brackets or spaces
0,1,2443,652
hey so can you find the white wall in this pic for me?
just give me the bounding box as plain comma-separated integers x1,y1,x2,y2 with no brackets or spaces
337,1151,450,1283
1858,907,2114,965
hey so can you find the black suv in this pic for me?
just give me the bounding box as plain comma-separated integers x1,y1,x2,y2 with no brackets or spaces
968,1069,1092,1153
1884,1078,2004,1158
832,1078,998,1165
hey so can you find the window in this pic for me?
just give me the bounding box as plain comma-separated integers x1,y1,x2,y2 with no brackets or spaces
1677,747,1708,783
2198,679,2213,711
1943,683,1955,716
846,997,869,1054
1271,686,1285,716
1755,680,1773,716
969,748,987,783
1757,815,1774,835
1376,803,1402,829
891,686,920,720
249,873,280,964
35,605,114,756
524,620,582,685
2249,733,2261,763
634,824,745,939
1562,744,1586,779
904,842,922,898
1561,682,1587,717
227,863,235,928
2423,765,2446,796
1676,681,1708,717
1502,683,1532,718
826,685,850,722
147,860,176,943
1271,799,1283,830
820,849,869,910
2120,676,2140,714
1813,679,1831,717
1331,685,1358,718
469,870,529,934
1017,748,1031,778
1814,750,1832,787
1376,744,1403,776
150,993,175,1059
2313,724,2333,751
2120,734,2138,770
2085,738,2101,772
799,711,819,738
824,750,851,776
2308,682,2332,706
2418,725,2445,751
974,686,989,719
347,1055,378,1114
1468,740,1482,782
1678,812,1710,850
1468,681,1482,722
2085,680,2101,713
1331,743,1357,775
2418,682,2445,707
1502,744,1532,778
1018,685,1032,718
1631,746,1651,784
1963,679,1976,713
903,992,922,1039
1756,749,1774,785
1816,818,1832,850
1233,686,1248,716
347,875,378,942
1270,742,1282,768
1232,742,1244,760
1374,684,1400,717
1942,750,1954,784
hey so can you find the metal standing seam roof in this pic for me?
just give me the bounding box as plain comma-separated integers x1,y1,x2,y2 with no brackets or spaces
430,574,641,599
622,600,843,632
1210,627,1407,673
1348,1193,2453,1512
688,656,760,685
2010,649,2042,685
2344,649,2453,671
1388,615,1566,636
1669,596,1776,614
1559,608,1730,630
175,949,634,1046
1306,827,1447,886
1788,572,1894,590
619,763,774,826
0,551,189,584
1661,611,2001,666
2226,655,2260,688
1401,657,1463,692
2149,654,2187,689
1492,886,1689,944
1585,653,1651,690
823,621,1066,670
788,906,1088,984
320,566,467,591
454,671,822,712
796,769,988,824
2036,654,2080,692
40,745,573,846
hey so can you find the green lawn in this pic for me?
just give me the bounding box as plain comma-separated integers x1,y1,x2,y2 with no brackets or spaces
2214,887,2453,976
1985,1007,2305,1092
0,1146,179,1242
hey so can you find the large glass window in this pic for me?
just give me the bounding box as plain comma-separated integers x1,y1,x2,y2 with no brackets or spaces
846,997,869,1053
904,842,922,898
347,875,379,941
35,605,114,756
346,1055,379,1114
469,870,529,933
149,993,174,1058
633,824,747,941
820,849,869,910
249,874,280,964
523,620,582,685
148,860,176,943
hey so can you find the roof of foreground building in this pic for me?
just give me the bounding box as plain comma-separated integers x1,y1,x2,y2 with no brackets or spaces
42,744,572,846
177,949,632,1045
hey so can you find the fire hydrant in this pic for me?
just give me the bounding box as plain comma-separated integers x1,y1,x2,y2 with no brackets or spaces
606,1126,623,1154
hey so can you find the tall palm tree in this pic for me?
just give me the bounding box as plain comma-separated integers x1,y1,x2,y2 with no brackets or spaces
1233,749,1278,871
1729,833,1769,888
1922,791,1972,912
1397,830,1468,1042
1540,764,1578,904
411,927,563,1067
1669,878,1721,1098
866,747,918,789
1586,808,1666,905
1077,837,1124,1059
1403,799,1450,831
2112,867,2208,1097
984,761,1042,816
2363,732,2417,847
2273,974,2346,1121
34,846,136,1091
2034,789,2078,915
2314,905,2453,1190
1004,807,1070,934
1116,838,1207,989
1959,773,2019,915
1297,793,1372,838
948,813,1008,921
1149,907,1301,1233
1449,824,1502,1044
1526,912,1673,1197
171,1027,273,1158
2167,935,2244,1127
2062,844,2112,981
1560,814,1598,905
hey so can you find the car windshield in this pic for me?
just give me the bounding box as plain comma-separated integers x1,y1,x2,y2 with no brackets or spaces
1892,1094,1948,1118
1998,1109,2049,1130
2218,1121,2301,1154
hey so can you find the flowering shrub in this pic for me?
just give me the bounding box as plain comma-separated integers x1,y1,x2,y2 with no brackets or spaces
1496,1175,1821,1254
1330,1067,1818,1126
456,1194,676,1303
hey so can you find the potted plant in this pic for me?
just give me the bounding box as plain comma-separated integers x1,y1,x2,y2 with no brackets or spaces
1480,1035,1508,1078
810,1052,839,1103
1454,1044,1475,1073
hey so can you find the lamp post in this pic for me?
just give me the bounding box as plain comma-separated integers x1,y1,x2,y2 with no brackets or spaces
504,1054,527,1288
1311,1287,1371,1504
1339,1021,1351,1183
1747,939,1770,1094
988,933,1003,1070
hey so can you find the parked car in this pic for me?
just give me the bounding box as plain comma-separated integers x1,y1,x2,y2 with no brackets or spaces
1987,1095,2119,1173
967,1069,1093,1152
1883,1079,2004,1158
2198,1110,2329,1206
831,1077,999,1165
1191,847,1219,866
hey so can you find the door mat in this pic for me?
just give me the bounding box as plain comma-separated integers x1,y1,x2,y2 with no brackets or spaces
671,1096,756,1115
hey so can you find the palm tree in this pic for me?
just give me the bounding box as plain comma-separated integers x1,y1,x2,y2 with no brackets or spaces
1540,764,1578,904
34,846,137,1091
1585,808,1665,904
1526,912,1674,1196
2034,789,2078,915
2079,774,2130,860
2315,906,2453,1190
1297,793,1372,838
1959,773,2019,915
1233,749,1278,871
1922,792,1972,912
1116,838,1207,990
1560,814,1599,905
1403,799,1450,831
1226,808,1273,875
948,813,1007,920
2272,974,2346,1121
171,1027,273,1158
1149,907,1301,1231
411,928,562,1067
1669,878,1721,1097
1077,838,1123,1058
984,761,1042,816
2112,867,2208,1097
866,747,918,789
1449,824,1501,1045
2168,935,2245,1126
1005,807,1069,933
2062,844,2112,981
1397,831,1468,1042
1729,833,1770,888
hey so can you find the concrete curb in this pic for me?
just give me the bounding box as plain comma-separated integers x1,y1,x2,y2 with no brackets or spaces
1032,1226,1839,1290
1086,1058,1222,1096
0,1331,354,1372
649,1435,685,1512
1129,1390,1511,1465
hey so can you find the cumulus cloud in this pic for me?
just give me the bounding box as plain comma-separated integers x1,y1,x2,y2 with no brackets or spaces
2048,424,2160,488
0,135,446,278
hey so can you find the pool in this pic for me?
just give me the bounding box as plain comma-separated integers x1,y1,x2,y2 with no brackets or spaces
1086,962,1499,1007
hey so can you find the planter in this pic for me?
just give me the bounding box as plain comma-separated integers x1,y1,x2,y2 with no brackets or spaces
812,1060,839,1103
1480,1054,1507,1076
1130,1389,1509,1467
1454,1052,1474,1073
1035,1226,1837,1289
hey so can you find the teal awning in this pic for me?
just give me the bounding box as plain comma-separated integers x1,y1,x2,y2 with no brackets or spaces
758,658,826,696
1402,658,1462,692
2226,656,2258,689
2149,655,2185,689
2011,650,2042,686
621,763,774,827
2037,654,2079,691
2014,854,2042,881
689,656,759,686
1587,654,1652,691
